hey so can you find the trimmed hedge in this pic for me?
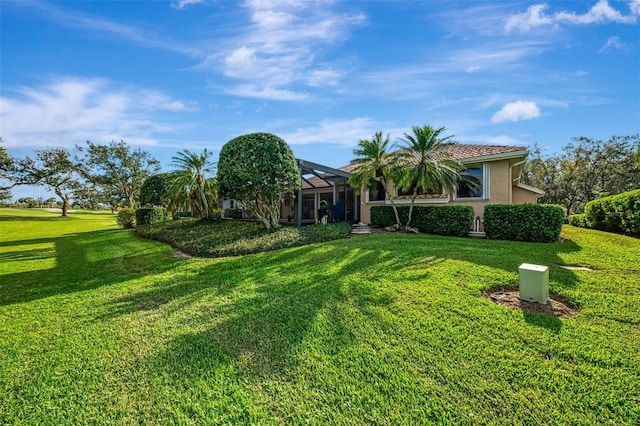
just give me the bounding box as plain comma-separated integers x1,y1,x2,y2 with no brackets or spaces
369,205,474,237
136,207,171,226
584,189,640,235
569,213,588,228
116,208,136,229
484,204,564,242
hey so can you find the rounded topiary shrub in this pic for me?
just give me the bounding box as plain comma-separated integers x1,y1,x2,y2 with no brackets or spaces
217,133,301,229
116,208,136,229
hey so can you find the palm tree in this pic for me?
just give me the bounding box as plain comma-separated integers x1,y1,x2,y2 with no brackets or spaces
168,149,217,218
397,125,462,229
348,132,402,227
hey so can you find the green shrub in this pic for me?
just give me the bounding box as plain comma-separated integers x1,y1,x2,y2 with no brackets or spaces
484,204,564,242
584,189,640,235
135,207,171,226
136,219,351,257
116,208,136,229
369,205,473,237
569,214,588,228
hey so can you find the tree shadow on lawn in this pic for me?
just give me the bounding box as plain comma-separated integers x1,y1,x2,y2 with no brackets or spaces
101,242,432,381
0,230,180,306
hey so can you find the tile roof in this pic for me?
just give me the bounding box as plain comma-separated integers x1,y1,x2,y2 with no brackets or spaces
299,144,527,187
442,144,527,160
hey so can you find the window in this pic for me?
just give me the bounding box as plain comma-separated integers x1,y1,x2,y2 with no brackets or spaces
397,181,442,197
457,166,484,198
367,180,386,202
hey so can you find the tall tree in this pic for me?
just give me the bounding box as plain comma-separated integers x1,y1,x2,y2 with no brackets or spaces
83,140,160,209
397,126,461,229
348,132,402,228
17,148,84,217
218,133,300,229
168,149,218,218
523,135,640,214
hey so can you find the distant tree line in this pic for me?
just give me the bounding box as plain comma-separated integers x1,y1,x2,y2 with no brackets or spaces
521,134,640,215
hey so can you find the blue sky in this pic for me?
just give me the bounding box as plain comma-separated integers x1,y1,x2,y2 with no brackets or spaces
1,0,639,198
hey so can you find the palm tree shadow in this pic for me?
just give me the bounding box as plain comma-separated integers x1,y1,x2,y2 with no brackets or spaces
113,243,433,382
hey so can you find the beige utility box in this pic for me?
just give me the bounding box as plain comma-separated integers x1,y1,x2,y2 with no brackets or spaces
518,263,549,304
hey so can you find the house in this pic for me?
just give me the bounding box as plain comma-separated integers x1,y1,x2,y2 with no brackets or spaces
276,144,542,227
357,144,544,225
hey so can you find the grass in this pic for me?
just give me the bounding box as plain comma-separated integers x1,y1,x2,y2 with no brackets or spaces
136,218,352,257
1,207,639,424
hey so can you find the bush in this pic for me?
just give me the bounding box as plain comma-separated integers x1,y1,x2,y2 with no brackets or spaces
135,207,171,226
569,214,588,228
484,204,564,242
370,205,473,237
584,189,640,235
116,208,136,229
136,219,351,257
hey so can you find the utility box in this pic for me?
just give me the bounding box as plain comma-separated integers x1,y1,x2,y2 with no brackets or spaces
519,263,549,304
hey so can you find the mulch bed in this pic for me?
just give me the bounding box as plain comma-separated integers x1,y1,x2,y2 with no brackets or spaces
483,286,579,318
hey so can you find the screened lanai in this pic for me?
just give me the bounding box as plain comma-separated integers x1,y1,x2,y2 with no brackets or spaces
281,159,359,226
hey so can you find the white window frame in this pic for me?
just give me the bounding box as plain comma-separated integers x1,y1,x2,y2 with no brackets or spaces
455,163,489,200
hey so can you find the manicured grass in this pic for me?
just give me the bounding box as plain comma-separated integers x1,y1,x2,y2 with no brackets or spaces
136,218,352,257
1,208,639,424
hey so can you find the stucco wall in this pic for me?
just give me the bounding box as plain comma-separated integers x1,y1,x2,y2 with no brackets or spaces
512,186,541,204
358,158,543,224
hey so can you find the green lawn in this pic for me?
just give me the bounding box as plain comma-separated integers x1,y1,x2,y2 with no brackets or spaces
1,208,639,424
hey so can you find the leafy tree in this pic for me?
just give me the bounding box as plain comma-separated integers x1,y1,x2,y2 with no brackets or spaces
168,149,218,218
82,140,160,209
140,173,172,207
396,126,461,228
523,135,640,214
0,189,12,205
218,133,300,229
348,132,402,227
17,148,84,217
1,137,18,192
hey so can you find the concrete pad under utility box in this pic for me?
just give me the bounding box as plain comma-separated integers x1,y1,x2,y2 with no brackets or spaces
519,263,549,304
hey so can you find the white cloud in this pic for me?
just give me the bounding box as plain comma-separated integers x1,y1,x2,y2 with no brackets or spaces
171,0,206,10
505,0,639,33
211,1,366,100
491,101,541,123
600,36,632,52
281,118,385,146
225,84,307,101
0,78,196,148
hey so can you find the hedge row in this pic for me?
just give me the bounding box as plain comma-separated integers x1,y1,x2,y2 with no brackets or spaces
568,213,588,228
136,207,172,226
370,205,474,237
582,189,640,235
484,204,564,242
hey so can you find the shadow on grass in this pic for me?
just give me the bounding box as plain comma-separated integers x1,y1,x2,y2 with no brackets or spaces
0,230,179,306
101,242,432,380
523,311,562,333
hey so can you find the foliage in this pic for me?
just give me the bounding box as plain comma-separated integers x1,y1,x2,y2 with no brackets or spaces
583,189,640,236
167,149,218,218
139,173,172,207
218,133,300,229
83,140,160,209
116,208,136,229
484,204,565,242
135,207,172,226
396,125,462,227
0,137,17,191
370,205,473,236
523,135,640,214
2,209,640,424
568,213,588,228
137,219,352,257
15,147,84,217
348,132,402,226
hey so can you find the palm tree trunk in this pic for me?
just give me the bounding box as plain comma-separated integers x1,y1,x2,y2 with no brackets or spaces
381,177,402,227
406,187,418,229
